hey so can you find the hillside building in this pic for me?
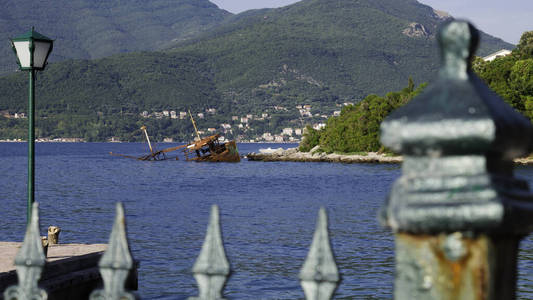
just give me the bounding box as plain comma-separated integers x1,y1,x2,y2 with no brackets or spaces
313,123,326,130
262,132,274,141
282,128,293,136
483,49,512,62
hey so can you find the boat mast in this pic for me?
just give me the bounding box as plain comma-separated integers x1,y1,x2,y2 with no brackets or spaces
188,109,201,141
140,125,154,154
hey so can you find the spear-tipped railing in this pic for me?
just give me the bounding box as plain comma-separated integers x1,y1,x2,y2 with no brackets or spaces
3,203,47,300
90,202,136,300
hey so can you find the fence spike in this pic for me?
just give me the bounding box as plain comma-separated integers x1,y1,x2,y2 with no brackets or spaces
3,202,48,300
299,207,340,300
90,202,135,300
189,205,230,300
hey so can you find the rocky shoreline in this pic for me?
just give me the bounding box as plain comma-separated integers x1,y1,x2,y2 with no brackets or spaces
246,147,533,165
246,147,402,164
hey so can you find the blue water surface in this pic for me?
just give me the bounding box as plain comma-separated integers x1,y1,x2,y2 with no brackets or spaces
0,142,531,299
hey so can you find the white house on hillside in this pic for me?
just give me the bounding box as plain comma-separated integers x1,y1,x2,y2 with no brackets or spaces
282,128,293,136
483,49,512,62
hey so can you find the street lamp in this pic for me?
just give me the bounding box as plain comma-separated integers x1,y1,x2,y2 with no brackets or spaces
10,27,53,223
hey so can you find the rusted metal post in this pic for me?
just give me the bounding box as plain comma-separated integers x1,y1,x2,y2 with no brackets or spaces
380,20,533,299
47,226,61,245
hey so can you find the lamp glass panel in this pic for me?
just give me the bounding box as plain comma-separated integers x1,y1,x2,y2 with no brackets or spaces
33,41,52,68
13,41,31,68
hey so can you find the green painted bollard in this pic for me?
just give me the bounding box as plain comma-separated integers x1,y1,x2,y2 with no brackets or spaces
380,20,533,299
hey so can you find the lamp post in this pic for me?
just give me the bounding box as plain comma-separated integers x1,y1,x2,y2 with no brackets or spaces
10,27,53,223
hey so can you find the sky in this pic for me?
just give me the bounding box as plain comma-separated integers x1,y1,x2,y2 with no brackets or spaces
209,0,533,44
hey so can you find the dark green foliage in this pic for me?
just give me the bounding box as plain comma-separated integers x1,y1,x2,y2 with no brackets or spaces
516,31,533,59
299,125,321,152
314,79,426,153
474,31,533,120
0,52,221,114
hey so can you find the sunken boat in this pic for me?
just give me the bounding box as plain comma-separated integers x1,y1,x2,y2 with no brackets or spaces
109,125,185,161
183,134,240,162
110,112,240,162
183,110,240,162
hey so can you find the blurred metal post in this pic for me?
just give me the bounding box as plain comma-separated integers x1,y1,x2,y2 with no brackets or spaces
380,20,533,299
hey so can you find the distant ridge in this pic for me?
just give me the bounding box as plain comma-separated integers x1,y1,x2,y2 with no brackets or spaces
0,0,231,74
168,0,513,101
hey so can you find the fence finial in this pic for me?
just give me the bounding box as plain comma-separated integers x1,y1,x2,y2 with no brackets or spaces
3,202,47,300
189,205,230,300
90,202,135,300
299,207,340,300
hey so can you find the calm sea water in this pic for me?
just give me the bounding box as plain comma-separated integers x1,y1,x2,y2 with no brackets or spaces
0,142,532,299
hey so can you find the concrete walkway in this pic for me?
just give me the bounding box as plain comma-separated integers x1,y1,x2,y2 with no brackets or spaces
0,242,106,273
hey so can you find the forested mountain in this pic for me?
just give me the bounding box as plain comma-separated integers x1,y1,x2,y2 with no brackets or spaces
0,0,231,74
169,0,512,103
0,0,515,141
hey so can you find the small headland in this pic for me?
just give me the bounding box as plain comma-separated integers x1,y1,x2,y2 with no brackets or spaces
246,147,402,164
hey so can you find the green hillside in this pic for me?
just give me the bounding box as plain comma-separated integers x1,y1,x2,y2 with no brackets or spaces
170,0,512,103
0,0,515,141
0,0,231,74
0,53,220,114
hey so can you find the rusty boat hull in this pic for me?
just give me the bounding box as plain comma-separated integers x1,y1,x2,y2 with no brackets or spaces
184,136,240,162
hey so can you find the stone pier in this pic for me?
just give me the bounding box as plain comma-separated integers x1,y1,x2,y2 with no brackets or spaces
0,242,138,300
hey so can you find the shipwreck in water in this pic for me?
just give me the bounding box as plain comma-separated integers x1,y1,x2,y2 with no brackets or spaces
110,111,240,162
183,134,240,162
